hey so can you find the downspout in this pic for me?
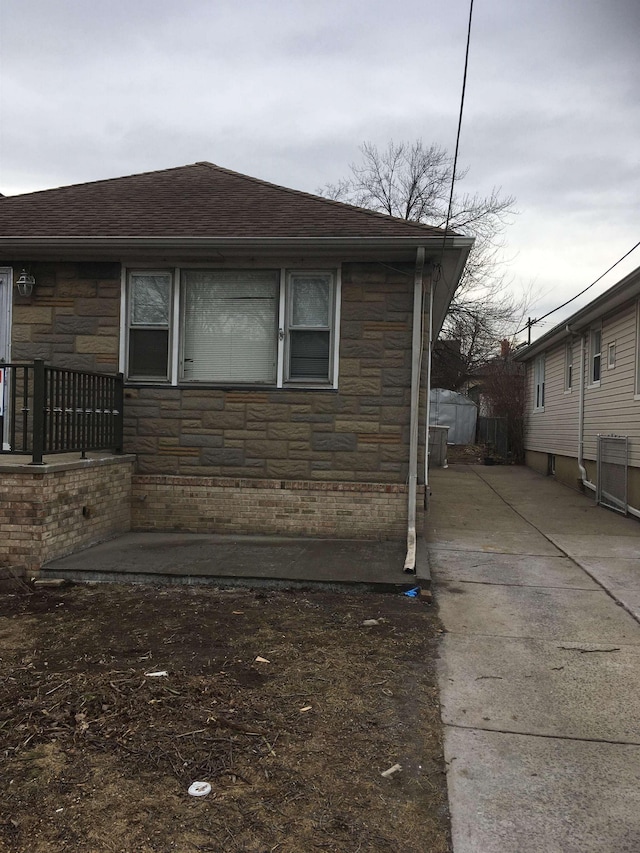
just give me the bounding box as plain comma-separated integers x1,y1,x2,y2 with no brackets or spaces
404,247,425,574
424,276,435,498
577,332,596,492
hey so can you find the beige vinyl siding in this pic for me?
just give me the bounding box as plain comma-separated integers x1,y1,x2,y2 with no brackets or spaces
525,342,580,456
583,303,640,465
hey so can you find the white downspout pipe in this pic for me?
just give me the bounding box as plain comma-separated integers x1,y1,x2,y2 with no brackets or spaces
577,332,596,491
424,278,435,499
404,247,425,574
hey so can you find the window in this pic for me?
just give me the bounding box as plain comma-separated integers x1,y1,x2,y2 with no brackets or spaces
182,270,278,383
590,327,601,385
125,267,339,387
286,272,333,382
127,271,172,380
534,354,545,411
565,341,573,392
608,342,616,369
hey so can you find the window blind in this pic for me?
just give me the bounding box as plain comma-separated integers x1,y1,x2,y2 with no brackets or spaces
182,271,278,382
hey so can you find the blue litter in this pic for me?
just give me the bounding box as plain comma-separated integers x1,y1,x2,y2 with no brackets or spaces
403,586,421,598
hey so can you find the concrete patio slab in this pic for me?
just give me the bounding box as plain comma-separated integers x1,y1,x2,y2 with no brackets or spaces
429,550,599,590
436,581,640,644
439,634,640,742
41,532,419,592
444,727,640,853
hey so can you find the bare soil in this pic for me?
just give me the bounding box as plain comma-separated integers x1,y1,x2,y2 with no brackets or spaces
0,582,450,853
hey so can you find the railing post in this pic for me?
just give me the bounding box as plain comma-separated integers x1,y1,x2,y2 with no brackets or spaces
31,359,45,465
114,372,124,453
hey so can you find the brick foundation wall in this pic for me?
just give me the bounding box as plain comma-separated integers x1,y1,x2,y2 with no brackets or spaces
132,475,423,540
0,456,134,573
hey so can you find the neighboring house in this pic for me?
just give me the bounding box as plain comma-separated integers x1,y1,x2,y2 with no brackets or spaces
0,162,472,572
515,264,640,516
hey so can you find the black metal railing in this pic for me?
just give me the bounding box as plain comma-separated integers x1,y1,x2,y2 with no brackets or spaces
0,360,123,464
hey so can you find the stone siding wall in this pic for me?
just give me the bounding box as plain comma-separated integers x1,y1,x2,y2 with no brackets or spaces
11,261,121,372
0,456,133,573
132,475,423,540
124,263,425,483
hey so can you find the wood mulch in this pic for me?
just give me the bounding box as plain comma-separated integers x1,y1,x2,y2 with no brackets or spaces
0,582,451,852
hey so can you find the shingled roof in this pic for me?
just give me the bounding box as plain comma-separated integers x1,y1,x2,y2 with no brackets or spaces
0,162,451,239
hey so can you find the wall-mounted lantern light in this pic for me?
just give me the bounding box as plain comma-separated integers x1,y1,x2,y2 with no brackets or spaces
16,269,36,297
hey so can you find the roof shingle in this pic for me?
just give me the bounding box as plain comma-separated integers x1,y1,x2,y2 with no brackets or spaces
0,162,451,239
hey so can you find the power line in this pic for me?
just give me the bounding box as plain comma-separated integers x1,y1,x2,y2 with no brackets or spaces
439,0,474,263
517,238,640,337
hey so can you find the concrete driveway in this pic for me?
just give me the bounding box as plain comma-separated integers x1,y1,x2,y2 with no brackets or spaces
429,464,640,853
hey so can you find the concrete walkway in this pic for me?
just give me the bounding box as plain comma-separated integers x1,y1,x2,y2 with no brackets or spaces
428,464,640,852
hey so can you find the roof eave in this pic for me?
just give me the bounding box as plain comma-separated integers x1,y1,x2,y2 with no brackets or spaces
0,234,473,262
515,264,640,361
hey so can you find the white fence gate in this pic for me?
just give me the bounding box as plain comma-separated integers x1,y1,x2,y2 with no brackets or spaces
596,434,628,514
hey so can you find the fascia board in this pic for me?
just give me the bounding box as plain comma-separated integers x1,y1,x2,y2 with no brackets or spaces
515,265,640,362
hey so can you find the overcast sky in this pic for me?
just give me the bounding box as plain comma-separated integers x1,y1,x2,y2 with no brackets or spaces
1,0,639,342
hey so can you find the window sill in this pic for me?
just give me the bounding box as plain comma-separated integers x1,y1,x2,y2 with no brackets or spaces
124,381,338,393
532,407,545,413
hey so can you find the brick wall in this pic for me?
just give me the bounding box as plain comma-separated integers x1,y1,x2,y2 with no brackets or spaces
0,456,133,573
11,261,121,372
132,475,424,540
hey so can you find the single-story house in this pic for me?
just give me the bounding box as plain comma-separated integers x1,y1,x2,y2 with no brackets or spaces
515,263,640,517
0,162,472,573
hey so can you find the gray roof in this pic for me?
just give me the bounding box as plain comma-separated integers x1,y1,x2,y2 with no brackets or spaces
0,161,455,239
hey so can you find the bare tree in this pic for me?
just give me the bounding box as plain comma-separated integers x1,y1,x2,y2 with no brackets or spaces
322,140,526,385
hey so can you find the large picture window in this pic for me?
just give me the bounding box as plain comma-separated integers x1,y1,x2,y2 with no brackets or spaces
182,271,278,383
125,267,339,387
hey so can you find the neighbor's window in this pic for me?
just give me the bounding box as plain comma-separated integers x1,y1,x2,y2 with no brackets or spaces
127,271,172,380
534,354,545,411
565,341,573,391
590,327,602,384
286,272,334,382
608,341,616,369
125,267,338,387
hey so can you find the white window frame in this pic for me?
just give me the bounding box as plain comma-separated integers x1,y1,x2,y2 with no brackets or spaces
533,354,545,412
122,265,340,389
607,341,616,370
589,326,602,387
564,341,573,393
125,269,174,382
285,270,336,386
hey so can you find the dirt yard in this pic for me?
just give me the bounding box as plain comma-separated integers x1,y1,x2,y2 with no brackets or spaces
0,582,450,853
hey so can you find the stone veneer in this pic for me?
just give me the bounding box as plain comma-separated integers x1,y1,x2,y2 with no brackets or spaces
0,455,133,574
11,261,121,373
123,263,426,484
6,259,428,544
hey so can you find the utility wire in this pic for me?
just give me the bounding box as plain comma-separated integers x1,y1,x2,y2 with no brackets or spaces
439,0,474,266
517,238,640,336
